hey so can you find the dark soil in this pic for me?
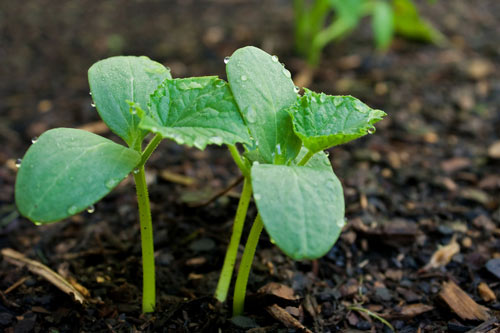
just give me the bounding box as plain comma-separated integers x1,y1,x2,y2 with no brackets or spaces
1,0,500,332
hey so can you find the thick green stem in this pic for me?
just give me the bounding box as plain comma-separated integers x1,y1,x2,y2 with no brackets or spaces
133,166,155,313
139,134,162,167
233,214,264,316
214,177,253,302
298,149,315,166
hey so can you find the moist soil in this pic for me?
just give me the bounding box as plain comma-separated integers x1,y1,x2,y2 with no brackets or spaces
1,0,500,332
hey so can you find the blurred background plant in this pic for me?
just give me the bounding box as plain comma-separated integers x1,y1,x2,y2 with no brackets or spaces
294,0,445,67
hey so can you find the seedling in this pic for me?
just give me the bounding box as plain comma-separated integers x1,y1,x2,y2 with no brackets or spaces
134,46,386,315
294,0,444,66
15,56,171,313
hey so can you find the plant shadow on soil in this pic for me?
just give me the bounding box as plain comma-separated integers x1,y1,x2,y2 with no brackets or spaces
1,0,500,332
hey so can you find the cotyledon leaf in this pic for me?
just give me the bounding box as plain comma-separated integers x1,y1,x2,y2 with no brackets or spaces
139,76,251,150
226,46,301,164
88,56,171,147
251,161,345,260
289,89,386,154
15,128,141,223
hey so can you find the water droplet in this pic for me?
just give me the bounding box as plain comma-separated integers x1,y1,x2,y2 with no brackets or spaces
211,136,223,145
105,179,119,189
271,55,279,62
336,218,345,228
91,103,96,108
246,107,257,123
241,75,247,81
367,126,376,134
33,221,43,226
15,158,22,168
89,92,92,96
276,143,282,155
31,136,38,144
130,108,137,115
294,86,300,93
252,161,260,167
87,205,95,214
282,68,291,78
224,56,230,64
254,193,262,200
68,205,78,215
133,168,140,174
324,150,330,157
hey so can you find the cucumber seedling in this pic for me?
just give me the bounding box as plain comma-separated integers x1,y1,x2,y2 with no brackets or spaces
15,56,171,313
213,46,385,315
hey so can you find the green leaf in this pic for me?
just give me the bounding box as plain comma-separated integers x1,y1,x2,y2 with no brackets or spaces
373,1,394,50
88,56,171,147
15,128,141,223
251,162,345,259
138,76,251,150
289,89,386,153
393,0,445,44
226,46,301,164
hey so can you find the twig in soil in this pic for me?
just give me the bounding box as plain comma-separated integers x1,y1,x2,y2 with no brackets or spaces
347,305,395,332
0,290,20,308
188,175,244,207
465,317,500,333
1,248,86,303
3,276,28,294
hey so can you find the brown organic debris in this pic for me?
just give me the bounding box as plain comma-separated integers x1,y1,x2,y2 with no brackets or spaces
266,304,312,333
439,280,490,321
1,248,86,304
478,282,497,303
420,235,460,272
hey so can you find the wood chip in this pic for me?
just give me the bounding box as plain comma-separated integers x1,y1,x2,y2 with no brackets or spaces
266,304,312,333
439,280,490,321
1,248,86,304
420,235,460,272
399,303,434,318
478,282,497,303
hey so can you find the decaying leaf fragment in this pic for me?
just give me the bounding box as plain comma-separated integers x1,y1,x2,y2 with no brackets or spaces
420,235,460,272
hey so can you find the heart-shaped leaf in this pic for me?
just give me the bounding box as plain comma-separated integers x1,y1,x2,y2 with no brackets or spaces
15,128,141,223
88,56,171,147
251,160,345,259
226,46,301,164
289,89,386,154
138,76,251,150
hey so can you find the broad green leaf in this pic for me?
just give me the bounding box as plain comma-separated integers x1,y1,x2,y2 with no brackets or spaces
226,46,301,164
373,1,394,50
15,128,140,223
88,56,171,147
251,162,345,259
138,77,251,150
289,89,386,153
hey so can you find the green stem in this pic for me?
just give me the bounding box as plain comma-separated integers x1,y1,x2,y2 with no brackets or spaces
228,145,250,178
214,177,253,303
133,166,156,313
233,214,264,316
298,149,315,166
139,134,162,167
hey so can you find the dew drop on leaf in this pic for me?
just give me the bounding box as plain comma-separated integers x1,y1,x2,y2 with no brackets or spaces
130,108,137,115
87,205,95,214
241,75,247,81
15,158,22,168
367,126,376,134
89,92,92,96
246,107,257,123
33,221,43,226
31,136,38,144
276,143,282,155
224,56,230,64
336,217,346,228
271,55,279,62
294,86,300,93
133,168,140,174
91,103,96,108
282,68,291,78
252,161,260,167
67,205,78,215
105,178,119,189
